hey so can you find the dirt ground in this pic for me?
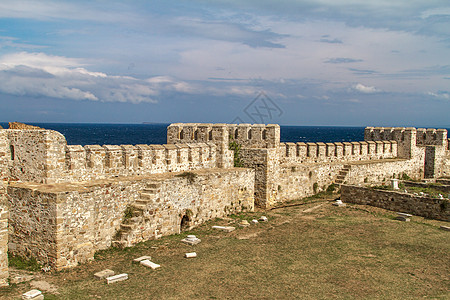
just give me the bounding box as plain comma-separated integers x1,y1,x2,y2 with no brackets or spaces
1,197,449,299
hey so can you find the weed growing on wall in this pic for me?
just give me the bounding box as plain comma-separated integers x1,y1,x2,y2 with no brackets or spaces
229,139,244,167
176,172,197,184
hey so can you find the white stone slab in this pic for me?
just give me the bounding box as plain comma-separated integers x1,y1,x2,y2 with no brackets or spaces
397,212,413,217
239,220,250,227
133,256,152,263
259,216,268,222
22,289,43,299
440,226,450,231
251,219,259,224
94,269,115,279
140,259,160,269
185,252,197,258
395,216,410,222
212,225,235,232
181,237,201,245
106,273,128,284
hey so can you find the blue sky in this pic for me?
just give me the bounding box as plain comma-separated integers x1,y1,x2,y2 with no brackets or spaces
0,0,449,127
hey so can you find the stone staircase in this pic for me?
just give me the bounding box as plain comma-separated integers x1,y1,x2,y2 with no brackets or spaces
335,164,351,186
112,182,161,248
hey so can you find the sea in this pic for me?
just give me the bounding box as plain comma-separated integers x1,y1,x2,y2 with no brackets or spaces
0,123,372,145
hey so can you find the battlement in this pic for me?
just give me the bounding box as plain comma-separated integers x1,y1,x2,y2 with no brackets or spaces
279,140,397,164
0,128,220,183
364,126,448,147
167,123,280,148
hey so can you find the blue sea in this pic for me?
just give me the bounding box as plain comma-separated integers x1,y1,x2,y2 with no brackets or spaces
0,123,366,145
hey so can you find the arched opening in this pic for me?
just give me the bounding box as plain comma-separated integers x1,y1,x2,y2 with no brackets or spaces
262,129,267,140
248,129,252,139
10,145,14,160
180,129,184,140
180,215,191,232
423,133,426,141
234,129,238,139
194,129,198,140
208,130,213,141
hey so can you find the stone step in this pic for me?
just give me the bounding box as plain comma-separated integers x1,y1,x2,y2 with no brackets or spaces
337,175,346,180
140,192,156,200
147,183,161,189
131,203,146,211
135,199,151,206
142,188,158,194
120,224,135,231
338,171,347,176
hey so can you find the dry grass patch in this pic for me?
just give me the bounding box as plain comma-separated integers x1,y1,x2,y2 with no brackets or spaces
1,200,449,299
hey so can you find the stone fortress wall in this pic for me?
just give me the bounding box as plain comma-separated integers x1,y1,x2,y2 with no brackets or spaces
0,122,449,280
167,124,449,208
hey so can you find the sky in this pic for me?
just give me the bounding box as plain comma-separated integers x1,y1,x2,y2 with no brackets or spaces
0,0,449,127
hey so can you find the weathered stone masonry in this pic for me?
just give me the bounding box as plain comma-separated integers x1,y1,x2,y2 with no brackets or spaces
0,123,448,279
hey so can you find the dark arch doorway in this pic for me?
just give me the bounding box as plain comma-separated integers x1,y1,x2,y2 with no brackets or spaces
180,215,191,231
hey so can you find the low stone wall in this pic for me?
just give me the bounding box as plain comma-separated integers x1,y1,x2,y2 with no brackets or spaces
403,181,450,194
341,185,449,221
7,168,254,270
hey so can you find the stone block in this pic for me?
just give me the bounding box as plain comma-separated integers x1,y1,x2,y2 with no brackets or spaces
395,216,410,222
140,259,160,269
397,212,413,218
238,220,250,227
106,273,128,284
212,225,235,232
185,252,197,258
259,216,268,222
133,256,152,263
251,219,259,224
440,226,450,231
94,269,115,279
22,289,43,299
181,235,201,245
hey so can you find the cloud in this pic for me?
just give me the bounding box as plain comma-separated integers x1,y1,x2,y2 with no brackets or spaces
353,83,380,93
349,68,377,75
319,38,343,44
428,91,450,100
0,52,194,103
324,58,363,64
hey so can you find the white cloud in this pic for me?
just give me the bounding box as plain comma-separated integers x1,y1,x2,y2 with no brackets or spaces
353,83,380,93
0,52,266,103
428,91,450,100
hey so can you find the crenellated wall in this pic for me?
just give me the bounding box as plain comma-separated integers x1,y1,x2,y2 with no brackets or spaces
278,140,397,164
0,128,225,183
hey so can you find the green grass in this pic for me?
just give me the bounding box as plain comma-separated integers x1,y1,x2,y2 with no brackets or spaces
1,202,449,299
8,254,41,272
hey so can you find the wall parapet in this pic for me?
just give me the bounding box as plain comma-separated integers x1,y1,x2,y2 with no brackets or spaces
341,185,449,221
279,140,397,164
167,123,281,149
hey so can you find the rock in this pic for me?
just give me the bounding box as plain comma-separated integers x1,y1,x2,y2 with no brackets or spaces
397,212,412,218
133,256,152,263
185,252,197,258
259,216,268,222
395,216,410,222
238,220,250,227
140,259,160,269
212,225,235,232
10,273,34,284
94,269,115,279
440,226,450,231
22,289,43,300
333,199,346,207
106,273,128,284
251,219,259,224
181,235,201,245
30,280,57,293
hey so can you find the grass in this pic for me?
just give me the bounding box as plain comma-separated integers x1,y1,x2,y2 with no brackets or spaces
1,197,449,299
